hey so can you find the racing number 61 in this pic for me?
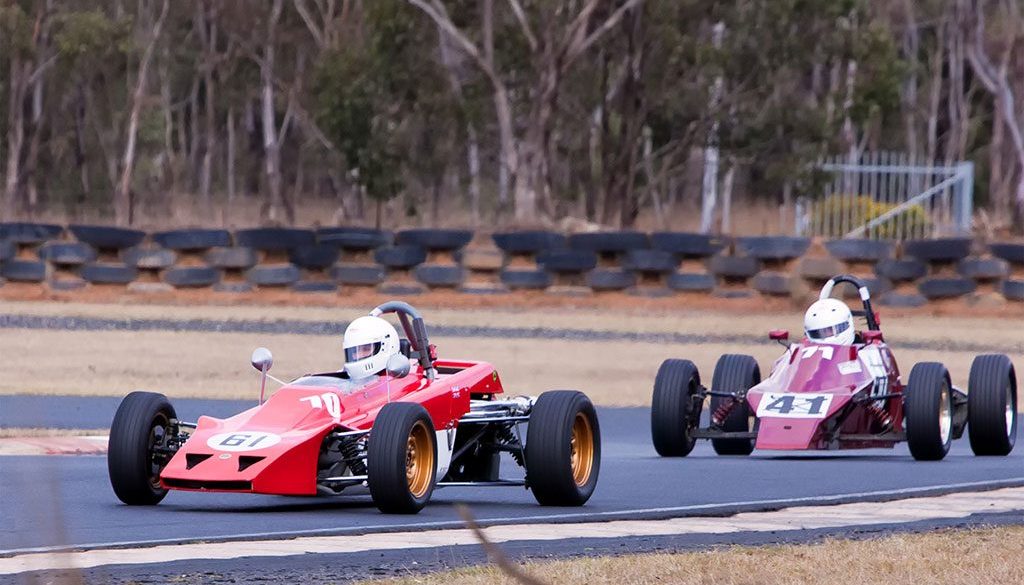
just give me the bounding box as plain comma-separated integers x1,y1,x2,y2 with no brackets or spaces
218,433,270,449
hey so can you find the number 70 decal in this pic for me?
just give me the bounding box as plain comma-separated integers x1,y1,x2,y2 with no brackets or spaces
755,392,834,419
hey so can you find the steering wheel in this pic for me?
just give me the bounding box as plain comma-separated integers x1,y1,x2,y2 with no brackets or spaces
370,301,437,379
818,275,880,331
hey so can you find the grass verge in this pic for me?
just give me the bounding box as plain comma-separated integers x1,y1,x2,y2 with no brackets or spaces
360,525,1024,585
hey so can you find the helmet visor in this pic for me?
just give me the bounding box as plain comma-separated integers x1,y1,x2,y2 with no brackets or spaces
345,342,382,362
807,320,849,340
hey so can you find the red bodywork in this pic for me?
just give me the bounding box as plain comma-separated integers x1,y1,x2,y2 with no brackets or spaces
745,336,904,451
159,360,504,495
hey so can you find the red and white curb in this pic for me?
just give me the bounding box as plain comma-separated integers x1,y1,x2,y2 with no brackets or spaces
0,435,108,456
2,486,1023,575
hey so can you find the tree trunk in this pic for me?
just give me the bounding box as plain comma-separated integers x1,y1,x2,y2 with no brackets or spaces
226,105,237,202
115,0,170,226
4,58,28,218
261,0,286,223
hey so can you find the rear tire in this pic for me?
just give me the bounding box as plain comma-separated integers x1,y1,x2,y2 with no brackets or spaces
367,402,437,514
905,363,953,461
651,359,702,457
108,391,176,505
710,354,760,456
968,354,1018,456
526,391,601,506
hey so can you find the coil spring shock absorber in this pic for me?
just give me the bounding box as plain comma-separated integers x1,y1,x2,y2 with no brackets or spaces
864,402,892,429
495,425,525,466
339,438,367,475
711,398,739,427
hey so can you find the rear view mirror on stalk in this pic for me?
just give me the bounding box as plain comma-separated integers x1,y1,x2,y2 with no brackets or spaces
769,329,789,341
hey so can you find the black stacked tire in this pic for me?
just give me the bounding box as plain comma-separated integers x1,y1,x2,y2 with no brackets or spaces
108,391,177,505
651,359,702,457
710,354,760,455
967,354,1018,456
367,402,437,514
904,362,953,461
525,390,601,506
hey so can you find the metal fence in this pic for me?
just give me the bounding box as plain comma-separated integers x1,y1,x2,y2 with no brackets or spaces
796,152,974,240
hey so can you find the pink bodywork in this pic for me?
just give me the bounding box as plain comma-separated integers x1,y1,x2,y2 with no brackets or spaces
746,336,904,450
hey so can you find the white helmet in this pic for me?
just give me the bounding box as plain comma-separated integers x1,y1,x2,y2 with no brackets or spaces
803,298,855,345
343,316,400,379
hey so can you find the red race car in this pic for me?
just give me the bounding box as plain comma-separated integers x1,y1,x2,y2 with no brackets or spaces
108,301,600,513
651,275,1018,461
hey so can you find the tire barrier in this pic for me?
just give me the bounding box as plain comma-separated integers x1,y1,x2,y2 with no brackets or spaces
500,268,552,290
163,266,221,288
396,229,473,251
205,247,259,270
152,229,232,251
288,244,339,270
650,232,725,257
374,245,427,269
736,236,811,261
245,264,301,287
69,224,146,251
122,247,177,270
80,263,138,285
330,264,387,286
234,228,315,252
0,224,1021,304
2,259,47,282
414,264,466,288
0,222,63,244
316,227,392,250
37,242,97,266
492,230,565,254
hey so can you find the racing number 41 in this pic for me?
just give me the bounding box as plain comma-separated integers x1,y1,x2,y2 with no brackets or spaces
762,395,828,415
755,392,834,419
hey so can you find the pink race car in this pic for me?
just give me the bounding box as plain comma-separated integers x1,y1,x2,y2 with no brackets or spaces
651,275,1018,461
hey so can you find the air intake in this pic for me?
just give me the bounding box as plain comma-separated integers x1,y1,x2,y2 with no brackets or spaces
238,455,265,472
185,453,212,470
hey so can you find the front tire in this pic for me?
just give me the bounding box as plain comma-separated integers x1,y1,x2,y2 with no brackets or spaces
710,354,760,456
108,391,177,505
905,362,953,461
526,391,601,506
368,402,437,514
968,354,1018,456
651,359,702,457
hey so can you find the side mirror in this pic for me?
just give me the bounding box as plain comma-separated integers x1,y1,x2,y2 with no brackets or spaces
863,330,884,343
386,353,411,379
251,347,273,372
769,329,789,341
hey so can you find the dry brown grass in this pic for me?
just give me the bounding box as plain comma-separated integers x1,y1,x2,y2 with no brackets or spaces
361,526,1024,585
0,328,1003,406
0,427,106,438
0,301,1019,407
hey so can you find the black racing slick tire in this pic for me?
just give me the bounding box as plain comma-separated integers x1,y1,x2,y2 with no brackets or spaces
905,362,954,461
968,354,1018,456
710,354,760,456
525,391,601,506
367,402,437,514
651,359,702,457
108,391,177,505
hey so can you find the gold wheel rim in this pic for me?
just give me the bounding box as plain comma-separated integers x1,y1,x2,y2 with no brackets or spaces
405,421,434,499
570,413,595,487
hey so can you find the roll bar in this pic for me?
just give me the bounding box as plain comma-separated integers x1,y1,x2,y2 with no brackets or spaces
370,301,436,380
818,275,879,331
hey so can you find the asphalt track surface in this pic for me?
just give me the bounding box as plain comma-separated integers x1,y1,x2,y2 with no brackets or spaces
2,400,1023,555
1,313,1021,354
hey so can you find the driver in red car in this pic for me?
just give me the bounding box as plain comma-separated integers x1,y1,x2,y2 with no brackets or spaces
342,315,401,379
803,298,856,345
